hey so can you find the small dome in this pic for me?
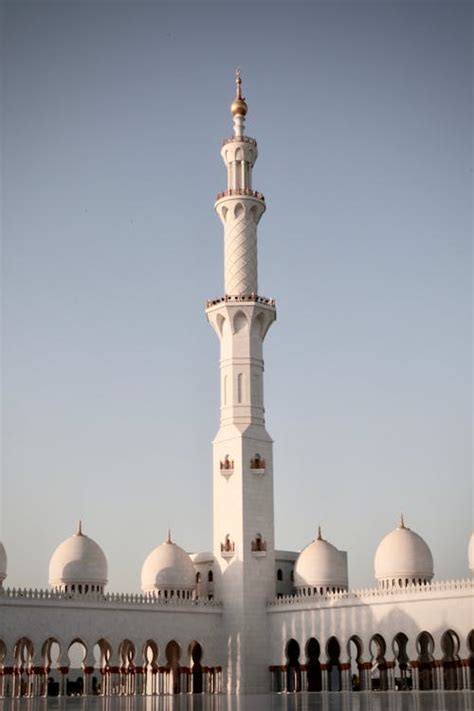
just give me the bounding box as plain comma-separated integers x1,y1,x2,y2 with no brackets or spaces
374,516,433,585
49,522,108,590
0,542,7,584
141,532,196,594
468,533,474,572
294,528,348,590
190,551,214,564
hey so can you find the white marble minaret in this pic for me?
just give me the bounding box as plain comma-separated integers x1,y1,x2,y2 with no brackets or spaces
206,70,276,693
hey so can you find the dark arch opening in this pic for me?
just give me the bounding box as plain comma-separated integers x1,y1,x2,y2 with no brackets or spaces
165,641,181,694
189,641,203,694
348,636,363,691
285,639,301,692
305,638,322,691
327,637,341,691
393,632,409,691
417,631,435,690
441,629,461,690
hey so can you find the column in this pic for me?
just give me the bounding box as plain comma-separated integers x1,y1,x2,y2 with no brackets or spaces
57,666,68,697
340,663,351,690
83,666,94,695
320,663,329,691
410,662,419,690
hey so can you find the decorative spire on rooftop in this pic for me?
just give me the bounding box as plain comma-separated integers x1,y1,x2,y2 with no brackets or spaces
230,66,248,118
399,513,406,529
317,526,323,541
76,520,83,536
166,528,172,544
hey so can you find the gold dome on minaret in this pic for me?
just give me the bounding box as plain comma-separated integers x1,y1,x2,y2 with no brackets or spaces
230,67,248,117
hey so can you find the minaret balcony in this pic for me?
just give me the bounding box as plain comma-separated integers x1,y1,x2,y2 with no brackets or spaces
206,294,275,309
222,136,256,147
221,537,235,559
215,188,265,202
220,457,234,479
251,537,267,557
250,456,266,475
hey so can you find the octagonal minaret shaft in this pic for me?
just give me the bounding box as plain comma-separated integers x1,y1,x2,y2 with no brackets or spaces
215,68,265,297
206,71,277,694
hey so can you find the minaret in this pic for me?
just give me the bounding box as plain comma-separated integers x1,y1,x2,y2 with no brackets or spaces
206,69,277,694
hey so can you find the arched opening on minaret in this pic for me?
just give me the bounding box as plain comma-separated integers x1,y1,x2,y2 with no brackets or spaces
237,373,244,403
285,639,301,692
326,636,341,691
305,638,322,691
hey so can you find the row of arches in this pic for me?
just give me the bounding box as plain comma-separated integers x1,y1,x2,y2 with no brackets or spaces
0,637,222,698
271,629,474,693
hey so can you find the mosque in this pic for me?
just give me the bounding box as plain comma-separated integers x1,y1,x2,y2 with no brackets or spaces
0,72,472,699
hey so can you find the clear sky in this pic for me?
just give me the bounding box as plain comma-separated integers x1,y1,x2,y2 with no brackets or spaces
1,0,471,592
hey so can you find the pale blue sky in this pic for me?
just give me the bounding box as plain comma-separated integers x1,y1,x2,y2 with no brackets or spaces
1,0,472,591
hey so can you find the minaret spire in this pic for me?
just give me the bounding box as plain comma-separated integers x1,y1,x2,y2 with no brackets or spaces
230,67,248,138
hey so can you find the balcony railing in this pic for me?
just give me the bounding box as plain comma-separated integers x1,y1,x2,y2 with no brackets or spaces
206,294,276,309
222,136,256,146
215,188,264,201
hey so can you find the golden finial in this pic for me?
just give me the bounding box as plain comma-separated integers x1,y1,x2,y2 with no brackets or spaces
317,526,322,541
399,513,405,529
231,66,248,117
166,528,172,544
77,520,83,536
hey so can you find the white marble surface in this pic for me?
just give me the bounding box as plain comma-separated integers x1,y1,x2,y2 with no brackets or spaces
1,692,473,711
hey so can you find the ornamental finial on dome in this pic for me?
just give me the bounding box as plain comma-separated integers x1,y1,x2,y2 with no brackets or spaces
399,513,406,529
76,520,83,536
166,528,172,544
317,526,322,541
230,67,248,117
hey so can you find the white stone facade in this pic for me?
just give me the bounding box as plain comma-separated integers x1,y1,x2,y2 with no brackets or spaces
0,73,472,698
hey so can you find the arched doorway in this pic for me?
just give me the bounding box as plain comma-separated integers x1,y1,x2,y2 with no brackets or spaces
94,638,112,696
305,638,322,691
189,641,203,693
14,638,34,697
142,640,158,696
417,631,435,690
165,640,181,694
369,634,387,691
326,637,341,691
285,639,301,692
441,629,461,690
42,638,61,696
67,639,87,696
118,639,136,695
393,632,409,690
347,636,363,690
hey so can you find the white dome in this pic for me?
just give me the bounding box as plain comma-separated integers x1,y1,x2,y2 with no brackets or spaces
49,523,108,590
374,516,433,584
294,529,348,590
190,551,214,564
468,533,474,572
0,542,7,584
141,532,196,594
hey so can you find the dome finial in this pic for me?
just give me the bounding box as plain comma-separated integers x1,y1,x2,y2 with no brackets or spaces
166,528,172,544
77,520,83,536
317,526,322,541
231,67,248,118
399,513,405,529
